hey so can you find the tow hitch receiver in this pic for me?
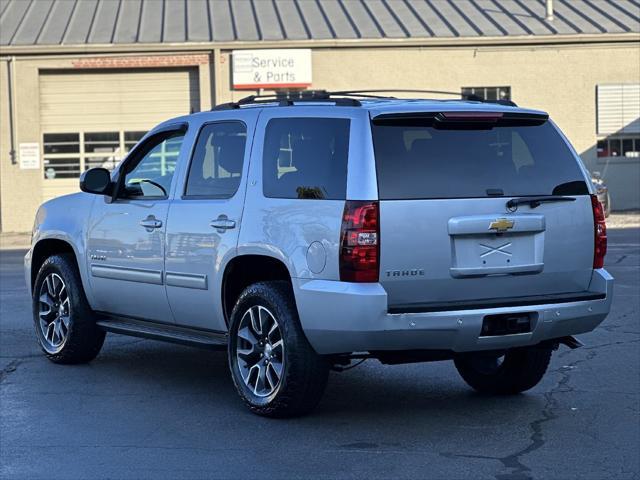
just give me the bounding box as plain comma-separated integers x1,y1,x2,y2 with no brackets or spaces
481,313,533,336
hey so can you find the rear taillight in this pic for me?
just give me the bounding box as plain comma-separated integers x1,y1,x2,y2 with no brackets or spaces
340,201,379,282
591,194,607,269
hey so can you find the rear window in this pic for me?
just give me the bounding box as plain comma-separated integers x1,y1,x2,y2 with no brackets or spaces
372,118,588,200
263,118,350,200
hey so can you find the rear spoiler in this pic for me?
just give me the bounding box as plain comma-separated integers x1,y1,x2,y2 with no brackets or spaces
372,111,549,127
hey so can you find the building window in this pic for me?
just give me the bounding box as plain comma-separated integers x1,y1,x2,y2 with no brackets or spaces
125,131,147,152
43,133,81,179
596,84,640,162
597,135,640,159
596,84,640,136
461,86,511,101
42,130,147,180
84,132,120,171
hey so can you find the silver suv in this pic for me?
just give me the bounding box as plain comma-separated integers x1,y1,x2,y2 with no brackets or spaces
25,91,613,417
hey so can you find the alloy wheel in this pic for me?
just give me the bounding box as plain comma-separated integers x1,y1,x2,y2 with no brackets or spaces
38,273,70,351
235,305,285,397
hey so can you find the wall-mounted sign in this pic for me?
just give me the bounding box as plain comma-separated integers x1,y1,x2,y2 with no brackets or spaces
232,49,312,90
19,143,40,170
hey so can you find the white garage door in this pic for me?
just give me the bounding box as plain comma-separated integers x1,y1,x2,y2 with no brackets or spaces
39,68,200,200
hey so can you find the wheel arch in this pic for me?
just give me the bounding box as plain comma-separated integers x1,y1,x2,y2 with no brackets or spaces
31,238,79,291
221,254,292,326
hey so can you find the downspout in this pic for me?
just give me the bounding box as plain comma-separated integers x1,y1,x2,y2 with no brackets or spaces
7,56,17,165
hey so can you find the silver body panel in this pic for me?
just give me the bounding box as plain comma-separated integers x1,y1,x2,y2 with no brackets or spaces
378,197,594,307
26,99,613,355
86,197,173,323
293,269,612,354
163,110,259,331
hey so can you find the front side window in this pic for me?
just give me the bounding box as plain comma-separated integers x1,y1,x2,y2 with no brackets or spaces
122,132,184,199
263,118,350,200
185,122,247,198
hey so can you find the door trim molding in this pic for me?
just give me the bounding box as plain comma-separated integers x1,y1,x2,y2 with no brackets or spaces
90,264,163,285
165,271,208,290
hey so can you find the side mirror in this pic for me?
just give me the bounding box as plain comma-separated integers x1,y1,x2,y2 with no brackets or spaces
80,168,113,196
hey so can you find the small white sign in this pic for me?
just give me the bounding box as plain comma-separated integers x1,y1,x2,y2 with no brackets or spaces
19,143,40,170
232,49,312,90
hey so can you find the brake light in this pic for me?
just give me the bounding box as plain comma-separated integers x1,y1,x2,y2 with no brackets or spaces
440,112,504,120
591,194,607,269
340,201,379,282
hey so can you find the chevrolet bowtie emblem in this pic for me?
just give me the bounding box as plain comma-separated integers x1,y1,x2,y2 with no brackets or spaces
489,218,515,232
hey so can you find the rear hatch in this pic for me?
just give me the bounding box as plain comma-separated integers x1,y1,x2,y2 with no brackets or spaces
371,110,594,311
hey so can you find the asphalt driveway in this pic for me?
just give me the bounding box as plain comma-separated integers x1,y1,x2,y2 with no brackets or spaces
1,227,638,480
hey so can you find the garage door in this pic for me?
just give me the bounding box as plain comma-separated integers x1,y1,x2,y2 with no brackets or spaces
39,68,200,201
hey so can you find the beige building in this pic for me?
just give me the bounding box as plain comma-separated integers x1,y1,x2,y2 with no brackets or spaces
1,0,639,232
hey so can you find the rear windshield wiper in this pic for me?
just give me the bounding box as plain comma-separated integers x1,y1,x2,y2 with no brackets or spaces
506,195,576,210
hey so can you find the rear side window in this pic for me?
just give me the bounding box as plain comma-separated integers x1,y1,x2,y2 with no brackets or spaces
185,122,246,198
263,118,350,200
372,119,588,200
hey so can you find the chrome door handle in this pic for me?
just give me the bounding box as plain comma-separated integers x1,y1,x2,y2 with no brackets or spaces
210,216,236,231
140,216,163,230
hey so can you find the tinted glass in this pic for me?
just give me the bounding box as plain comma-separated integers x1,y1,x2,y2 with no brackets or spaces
123,133,184,198
185,122,247,198
263,118,350,200
43,133,80,154
372,120,588,199
84,132,119,153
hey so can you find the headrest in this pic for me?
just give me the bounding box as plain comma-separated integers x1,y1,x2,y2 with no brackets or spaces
291,136,331,173
213,135,245,175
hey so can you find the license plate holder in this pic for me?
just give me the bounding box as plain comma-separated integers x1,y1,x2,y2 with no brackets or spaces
450,232,544,278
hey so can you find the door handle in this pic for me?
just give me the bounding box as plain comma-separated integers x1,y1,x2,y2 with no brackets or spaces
140,216,163,231
210,216,236,231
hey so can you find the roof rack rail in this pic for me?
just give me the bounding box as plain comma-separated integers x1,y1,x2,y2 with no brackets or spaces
332,89,518,106
212,90,362,110
211,89,517,110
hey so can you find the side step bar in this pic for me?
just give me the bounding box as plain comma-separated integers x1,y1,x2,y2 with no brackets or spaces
96,316,228,350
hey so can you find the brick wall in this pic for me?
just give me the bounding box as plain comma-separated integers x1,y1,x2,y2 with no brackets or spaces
72,55,209,69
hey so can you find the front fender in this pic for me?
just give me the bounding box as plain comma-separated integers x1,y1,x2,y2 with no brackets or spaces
28,193,96,305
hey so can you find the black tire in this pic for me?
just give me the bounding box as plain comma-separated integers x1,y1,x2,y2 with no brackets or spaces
454,345,552,395
604,193,612,218
227,281,329,418
32,254,105,364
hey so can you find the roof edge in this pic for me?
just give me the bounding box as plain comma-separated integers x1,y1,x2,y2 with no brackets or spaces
1,33,639,56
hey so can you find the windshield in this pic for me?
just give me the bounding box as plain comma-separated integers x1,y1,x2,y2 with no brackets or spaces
372,119,588,200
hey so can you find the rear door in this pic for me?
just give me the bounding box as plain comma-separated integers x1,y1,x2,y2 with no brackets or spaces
372,111,594,310
164,111,258,331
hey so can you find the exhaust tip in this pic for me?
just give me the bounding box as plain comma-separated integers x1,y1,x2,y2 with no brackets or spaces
559,336,584,349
